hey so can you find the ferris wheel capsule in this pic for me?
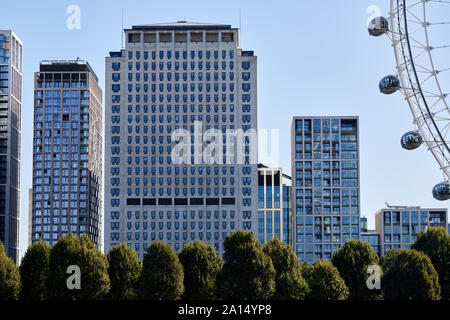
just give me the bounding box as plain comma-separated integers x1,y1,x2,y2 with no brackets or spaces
379,75,400,94
401,131,423,150
432,182,450,201
368,17,389,36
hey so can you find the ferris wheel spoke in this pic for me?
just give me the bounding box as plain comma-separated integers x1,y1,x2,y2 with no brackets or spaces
430,45,450,50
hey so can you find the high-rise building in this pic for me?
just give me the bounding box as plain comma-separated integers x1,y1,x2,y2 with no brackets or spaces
0,30,22,264
104,22,258,257
375,206,448,255
32,60,103,247
291,116,360,263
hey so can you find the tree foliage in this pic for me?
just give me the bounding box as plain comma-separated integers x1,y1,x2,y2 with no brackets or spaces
107,243,142,300
46,233,110,300
0,241,20,300
19,240,51,300
332,240,382,300
178,240,222,300
381,249,440,300
140,241,184,300
263,238,308,300
217,230,276,300
411,226,450,300
304,260,349,300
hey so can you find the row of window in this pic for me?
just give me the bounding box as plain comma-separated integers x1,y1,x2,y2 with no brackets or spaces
126,50,237,61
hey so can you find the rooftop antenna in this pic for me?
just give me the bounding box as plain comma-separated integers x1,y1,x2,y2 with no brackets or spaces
239,8,242,47
121,8,124,49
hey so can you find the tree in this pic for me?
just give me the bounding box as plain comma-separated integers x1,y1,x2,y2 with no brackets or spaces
19,240,51,300
107,243,142,300
140,241,184,300
381,249,440,300
217,230,276,300
46,233,110,300
263,238,308,300
411,226,450,299
332,240,382,300
304,260,349,300
178,240,222,300
0,241,20,300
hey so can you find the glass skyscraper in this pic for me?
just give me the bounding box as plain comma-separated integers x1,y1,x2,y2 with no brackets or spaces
257,167,284,245
0,30,22,264
104,22,258,258
291,116,360,263
31,60,103,247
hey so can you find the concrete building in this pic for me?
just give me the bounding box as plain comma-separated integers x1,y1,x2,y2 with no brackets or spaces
291,116,360,263
0,30,22,264
104,22,258,258
375,206,448,255
31,60,103,247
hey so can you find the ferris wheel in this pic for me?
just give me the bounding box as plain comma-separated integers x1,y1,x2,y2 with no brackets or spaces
369,0,450,200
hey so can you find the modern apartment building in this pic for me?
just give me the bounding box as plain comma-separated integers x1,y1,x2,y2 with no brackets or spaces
0,30,22,264
104,22,258,258
31,60,103,247
291,116,360,263
375,206,448,255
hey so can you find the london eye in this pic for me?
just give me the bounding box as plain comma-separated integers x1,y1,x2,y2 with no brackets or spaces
369,0,450,200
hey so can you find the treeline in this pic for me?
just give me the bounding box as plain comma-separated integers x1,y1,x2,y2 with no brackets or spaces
0,227,449,300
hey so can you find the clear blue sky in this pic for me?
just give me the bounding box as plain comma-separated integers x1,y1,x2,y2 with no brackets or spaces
1,0,448,257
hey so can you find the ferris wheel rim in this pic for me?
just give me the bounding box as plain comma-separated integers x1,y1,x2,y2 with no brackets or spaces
389,0,450,180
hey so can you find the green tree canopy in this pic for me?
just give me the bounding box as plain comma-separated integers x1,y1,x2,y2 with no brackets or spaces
217,230,276,300
381,249,440,300
411,226,450,300
332,240,381,300
46,233,110,300
178,240,223,300
304,260,349,300
107,243,142,300
19,240,51,300
140,241,184,300
263,238,308,300
0,241,20,300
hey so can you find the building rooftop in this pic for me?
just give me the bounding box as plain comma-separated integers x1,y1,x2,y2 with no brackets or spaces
39,60,98,82
128,21,233,31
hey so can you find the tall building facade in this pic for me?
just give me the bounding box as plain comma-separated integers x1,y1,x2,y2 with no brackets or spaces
291,116,360,263
32,60,103,247
0,30,22,263
257,167,283,245
282,184,292,245
375,206,448,255
104,22,258,257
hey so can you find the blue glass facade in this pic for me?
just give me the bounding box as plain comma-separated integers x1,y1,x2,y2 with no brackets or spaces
257,168,284,245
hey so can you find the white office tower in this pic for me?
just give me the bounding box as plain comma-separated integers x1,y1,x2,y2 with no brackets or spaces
105,22,258,258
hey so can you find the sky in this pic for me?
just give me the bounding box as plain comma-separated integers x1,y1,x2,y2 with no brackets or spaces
0,0,449,257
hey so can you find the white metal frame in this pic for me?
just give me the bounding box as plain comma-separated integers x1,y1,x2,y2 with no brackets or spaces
389,0,450,180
